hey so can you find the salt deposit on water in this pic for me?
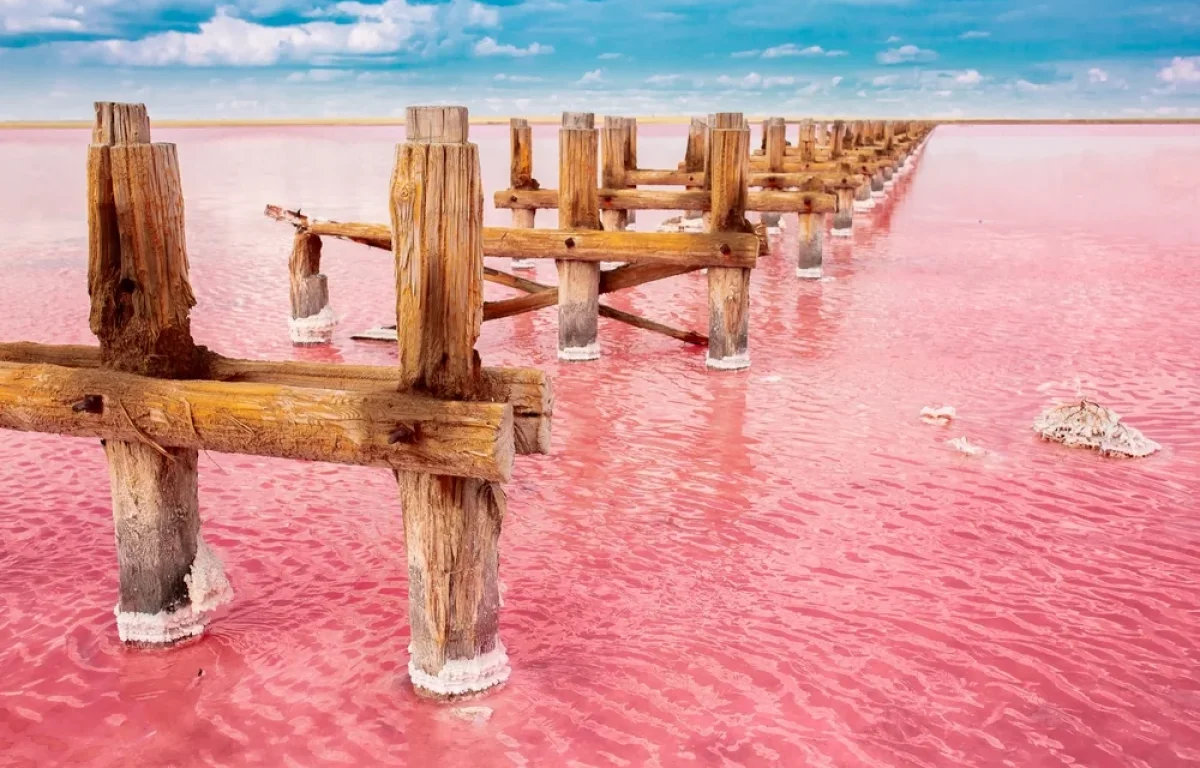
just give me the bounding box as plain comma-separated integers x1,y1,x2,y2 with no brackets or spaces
2,124,1199,766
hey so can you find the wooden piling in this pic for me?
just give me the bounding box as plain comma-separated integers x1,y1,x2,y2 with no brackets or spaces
832,186,856,236
683,117,708,219
391,106,510,699
288,231,335,344
600,117,630,266
509,118,537,270
625,117,638,227
557,112,601,360
796,179,825,279
830,120,845,159
799,119,816,162
706,114,752,371
88,101,231,645
764,118,787,174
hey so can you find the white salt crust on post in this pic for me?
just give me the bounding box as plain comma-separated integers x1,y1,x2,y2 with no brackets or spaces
409,640,512,697
830,227,853,238
511,258,536,270
871,189,886,199
288,306,336,344
706,353,750,371
558,342,600,362
854,198,875,212
796,266,823,279
115,537,233,645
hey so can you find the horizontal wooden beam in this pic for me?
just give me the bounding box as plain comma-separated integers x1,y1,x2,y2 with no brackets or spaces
494,189,838,214
631,167,849,191
626,169,704,186
0,343,553,457
0,361,514,482
266,206,756,267
486,227,757,268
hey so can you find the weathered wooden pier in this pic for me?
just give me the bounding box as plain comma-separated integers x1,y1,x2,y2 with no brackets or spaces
0,103,553,699
271,112,928,372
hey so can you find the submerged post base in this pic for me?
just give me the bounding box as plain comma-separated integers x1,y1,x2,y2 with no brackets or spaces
289,306,336,345
871,189,886,199
558,343,600,362
796,266,823,279
830,227,853,238
854,198,875,212
114,538,233,645
409,640,512,699
706,353,750,371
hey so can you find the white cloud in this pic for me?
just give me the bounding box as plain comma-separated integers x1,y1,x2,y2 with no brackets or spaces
285,68,353,83
1087,67,1108,84
73,2,466,66
598,52,621,60
959,30,990,40
934,89,952,97
872,75,899,86
732,49,760,58
741,43,848,59
645,74,681,85
494,73,543,82
576,68,603,85
1015,79,1046,93
877,45,937,65
717,72,763,88
886,35,901,43
954,69,983,86
762,75,795,87
1158,56,1200,84
474,37,554,57
1,0,84,34
830,76,843,87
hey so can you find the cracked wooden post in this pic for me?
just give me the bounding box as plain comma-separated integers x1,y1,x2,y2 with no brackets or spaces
683,117,707,220
832,174,856,238
392,106,510,699
557,112,601,360
706,113,751,371
761,117,786,230
830,119,845,159
855,174,876,212
797,177,825,279
814,120,827,148
799,119,816,162
600,117,630,268
509,118,537,270
88,101,232,645
288,231,335,344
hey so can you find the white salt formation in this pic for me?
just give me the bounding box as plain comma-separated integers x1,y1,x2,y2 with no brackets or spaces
558,341,600,362
946,437,985,456
409,640,512,697
115,536,234,645
1033,400,1161,458
288,305,336,344
920,405,957,425
707,352,750,371
656,216,706,234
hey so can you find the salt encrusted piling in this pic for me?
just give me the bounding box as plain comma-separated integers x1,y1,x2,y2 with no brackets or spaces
556,112,601,361
830,120,845,160
600,117,631,268
854,179,875,212
796,179,825,279
832,186,856,236
391,106,510,698
288,230,335,344
870,171,886,199
88,101,231,645
706,114,752,371
509,118,537,270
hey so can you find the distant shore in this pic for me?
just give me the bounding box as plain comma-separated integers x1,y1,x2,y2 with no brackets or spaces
2,116,1198,130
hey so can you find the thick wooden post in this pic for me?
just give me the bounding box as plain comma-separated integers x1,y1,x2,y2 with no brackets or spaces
832,186,855,236
600,117,630,268
683,117,708,220
764,118,786,173
796,179,825,279
288,231,335,344
855,176,876,211
830,120,845,159
814,120,827,148
799,119,816,162
392,106,510,699
509,118,537,270
706,114,751,371
88,101,232,645
870,170,886,199
557,112,601,360
624,117,638,227
883,121,895,151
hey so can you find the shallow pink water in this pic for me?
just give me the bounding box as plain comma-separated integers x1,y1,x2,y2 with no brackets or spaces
2,124,1200,767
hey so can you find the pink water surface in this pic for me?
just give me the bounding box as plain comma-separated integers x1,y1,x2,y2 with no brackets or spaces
2,123,1200,767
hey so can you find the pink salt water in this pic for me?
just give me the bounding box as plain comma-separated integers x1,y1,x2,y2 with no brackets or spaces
2,124,1200,767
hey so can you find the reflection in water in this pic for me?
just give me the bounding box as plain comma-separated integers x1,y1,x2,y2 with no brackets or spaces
1,124,1200,767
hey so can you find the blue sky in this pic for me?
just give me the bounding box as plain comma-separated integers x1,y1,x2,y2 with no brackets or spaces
1,0,1198,120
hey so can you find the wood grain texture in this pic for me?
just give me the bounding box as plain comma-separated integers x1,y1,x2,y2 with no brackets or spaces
557,120,600,358
88,102,205,631
0,361,514,481
706,125,752,369
509,118,537,190
496,188,836,214
765,118,786,173
797,212,823,273
289,230,328,320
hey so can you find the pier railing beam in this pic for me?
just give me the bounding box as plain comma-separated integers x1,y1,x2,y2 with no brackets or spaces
392,106,509,699
706,114,752,371
88,101,232,646
557,112,601,361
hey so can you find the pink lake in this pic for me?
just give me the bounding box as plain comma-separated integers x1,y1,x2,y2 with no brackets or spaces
1,123,1199,767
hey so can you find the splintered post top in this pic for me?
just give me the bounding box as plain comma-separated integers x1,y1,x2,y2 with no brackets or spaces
93,102,151,146
405,106,469,143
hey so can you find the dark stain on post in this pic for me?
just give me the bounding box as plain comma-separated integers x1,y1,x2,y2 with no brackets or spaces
564,237,576,249
388,423,420,445
73,394,104,414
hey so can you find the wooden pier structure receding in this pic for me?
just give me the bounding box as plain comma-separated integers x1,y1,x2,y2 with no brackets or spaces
0,102,553,700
